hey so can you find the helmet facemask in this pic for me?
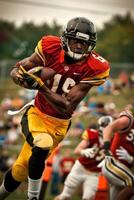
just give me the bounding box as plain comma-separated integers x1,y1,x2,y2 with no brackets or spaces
66,37,95,60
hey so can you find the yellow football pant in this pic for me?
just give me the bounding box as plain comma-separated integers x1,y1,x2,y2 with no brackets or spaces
12,106,71,182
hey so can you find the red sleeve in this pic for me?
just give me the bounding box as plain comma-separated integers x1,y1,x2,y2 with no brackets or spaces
80,51,110,86
35,35,61,62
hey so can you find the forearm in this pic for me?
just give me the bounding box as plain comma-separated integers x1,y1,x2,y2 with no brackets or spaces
103,126,114,152
103,126,114,142
39,83,91,116
74,140,89,155
40,85,72,116
10,67,19,85
74,147,82,155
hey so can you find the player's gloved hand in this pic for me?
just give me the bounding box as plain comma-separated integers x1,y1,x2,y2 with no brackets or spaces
81,146,97,158
116,146,133,163
18,65,44,89
15,66,25,85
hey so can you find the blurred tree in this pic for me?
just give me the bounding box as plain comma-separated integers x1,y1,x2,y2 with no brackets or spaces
0,20,18,59
96,12,134,62
0,20,62,59
0,13,134,62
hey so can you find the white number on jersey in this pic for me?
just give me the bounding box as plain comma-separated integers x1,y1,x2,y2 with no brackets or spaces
92,54,106,63
126,129,134,145
51,74,76,94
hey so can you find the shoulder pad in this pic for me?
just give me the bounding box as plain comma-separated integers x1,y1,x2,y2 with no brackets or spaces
119,111,134,133
80,51,110,86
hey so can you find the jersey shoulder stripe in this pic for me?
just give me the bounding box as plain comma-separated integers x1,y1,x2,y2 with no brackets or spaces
35,35,61,62
80,52,110,86
35,40,46,63
82,128,98,140
80,68,110,85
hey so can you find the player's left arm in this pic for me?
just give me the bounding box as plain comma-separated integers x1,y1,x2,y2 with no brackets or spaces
74,139,89,155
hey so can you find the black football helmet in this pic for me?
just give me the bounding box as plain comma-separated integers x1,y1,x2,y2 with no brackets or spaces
61,17,97,60
98,116,113,135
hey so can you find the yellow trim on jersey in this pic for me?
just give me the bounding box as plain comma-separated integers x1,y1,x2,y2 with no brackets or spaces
35,40,46,64
81,130,88,140
80,68,110,86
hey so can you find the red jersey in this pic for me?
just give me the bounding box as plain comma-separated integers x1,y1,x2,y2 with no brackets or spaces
110,111,134,168
78,128,105,172
35,35,110,119
60,157,75,174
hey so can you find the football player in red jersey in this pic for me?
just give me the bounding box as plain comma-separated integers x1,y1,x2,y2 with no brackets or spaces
101,105,134,200
54,116,113,200
0,17,110,200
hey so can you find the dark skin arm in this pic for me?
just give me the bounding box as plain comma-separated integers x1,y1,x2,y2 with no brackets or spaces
39,82,92,117
10,53,92,116
10,53,43,87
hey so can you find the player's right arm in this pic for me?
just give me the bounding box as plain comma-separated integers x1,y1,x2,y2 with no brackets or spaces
103,116,130,142
74,139,89,155
39,81,92,117
10,53,43,88
103,116,130,154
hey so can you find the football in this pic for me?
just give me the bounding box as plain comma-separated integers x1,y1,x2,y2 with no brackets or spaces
40,67,56,82
28,66,56,82
25,66,56,89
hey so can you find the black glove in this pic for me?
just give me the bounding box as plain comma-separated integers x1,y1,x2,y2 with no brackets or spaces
103,141,112,156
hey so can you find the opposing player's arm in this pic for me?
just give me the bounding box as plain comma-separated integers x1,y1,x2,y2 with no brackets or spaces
74,139,89,155
103,116,130,142
40,82,92,117
103,116,130,152
10,53,44,88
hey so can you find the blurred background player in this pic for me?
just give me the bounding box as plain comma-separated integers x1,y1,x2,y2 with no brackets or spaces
54,116,113,200
60,149,75,185
101,104,134,200
0,17,110,200
39,145,62,200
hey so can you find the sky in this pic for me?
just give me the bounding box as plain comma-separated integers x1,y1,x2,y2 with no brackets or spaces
0,0,134,29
